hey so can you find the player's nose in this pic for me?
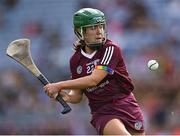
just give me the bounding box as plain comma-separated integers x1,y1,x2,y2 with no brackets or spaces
96,26,102,34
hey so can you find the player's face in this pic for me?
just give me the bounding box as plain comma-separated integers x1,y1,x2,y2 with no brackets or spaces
83,24,105,45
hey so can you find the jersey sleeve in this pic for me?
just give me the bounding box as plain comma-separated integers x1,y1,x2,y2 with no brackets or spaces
70,55,77,79
95,45,122,74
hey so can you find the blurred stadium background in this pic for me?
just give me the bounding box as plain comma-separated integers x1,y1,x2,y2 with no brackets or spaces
0,0,179,135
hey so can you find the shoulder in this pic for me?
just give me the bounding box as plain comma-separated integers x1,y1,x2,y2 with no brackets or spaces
102,39,122,53
104,39,121,50
70,49,81,65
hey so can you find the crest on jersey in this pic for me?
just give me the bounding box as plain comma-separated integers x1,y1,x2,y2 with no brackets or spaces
77,65,82,74
134,121,142,130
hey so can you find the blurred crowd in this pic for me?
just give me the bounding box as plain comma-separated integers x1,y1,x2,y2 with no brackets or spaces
0,0,179,135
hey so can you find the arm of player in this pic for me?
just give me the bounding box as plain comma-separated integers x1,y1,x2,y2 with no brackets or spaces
44,69,108,96
60,89,83,104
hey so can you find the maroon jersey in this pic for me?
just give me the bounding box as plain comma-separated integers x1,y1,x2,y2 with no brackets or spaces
70,39,134,113
70,39,144,134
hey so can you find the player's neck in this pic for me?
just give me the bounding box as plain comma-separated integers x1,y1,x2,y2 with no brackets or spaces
85,46,94,54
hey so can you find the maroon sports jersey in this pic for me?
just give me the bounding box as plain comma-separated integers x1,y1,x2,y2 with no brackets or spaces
70,39,134,113
70,39,144,133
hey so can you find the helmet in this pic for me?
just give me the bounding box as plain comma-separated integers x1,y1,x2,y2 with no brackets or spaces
73,8,106,29
73,8,107,50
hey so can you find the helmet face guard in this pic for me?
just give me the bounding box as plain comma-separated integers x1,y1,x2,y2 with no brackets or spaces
73,8,107,49
81,23,106,39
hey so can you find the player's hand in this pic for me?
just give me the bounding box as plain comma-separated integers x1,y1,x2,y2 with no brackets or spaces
43,83,60,98
59,91,70,102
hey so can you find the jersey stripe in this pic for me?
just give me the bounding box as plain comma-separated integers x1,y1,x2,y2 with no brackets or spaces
101,46,114,65
106,46,114,65
101,47,108,65
103,47,111,65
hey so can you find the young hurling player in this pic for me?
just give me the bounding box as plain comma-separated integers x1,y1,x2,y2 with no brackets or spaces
44,8,145,135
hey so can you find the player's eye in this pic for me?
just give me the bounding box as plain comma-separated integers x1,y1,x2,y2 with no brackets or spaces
89,26,95,30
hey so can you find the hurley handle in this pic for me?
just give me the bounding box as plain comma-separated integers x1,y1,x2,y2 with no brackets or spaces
37,74,71,114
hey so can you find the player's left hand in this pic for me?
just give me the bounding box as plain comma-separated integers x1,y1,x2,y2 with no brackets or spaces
43,83,60,98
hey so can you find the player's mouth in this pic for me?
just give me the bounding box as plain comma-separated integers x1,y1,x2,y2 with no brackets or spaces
96,37,102,40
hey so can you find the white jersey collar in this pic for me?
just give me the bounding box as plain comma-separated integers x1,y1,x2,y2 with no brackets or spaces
81,49,97,59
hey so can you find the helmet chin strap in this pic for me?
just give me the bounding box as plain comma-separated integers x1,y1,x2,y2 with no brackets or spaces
86,43,103,51
86,35,107,50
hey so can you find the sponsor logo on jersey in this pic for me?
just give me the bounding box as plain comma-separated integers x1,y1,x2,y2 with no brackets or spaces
86,80,109,93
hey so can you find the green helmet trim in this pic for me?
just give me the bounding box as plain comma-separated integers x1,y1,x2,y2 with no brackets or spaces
73,8,106,29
